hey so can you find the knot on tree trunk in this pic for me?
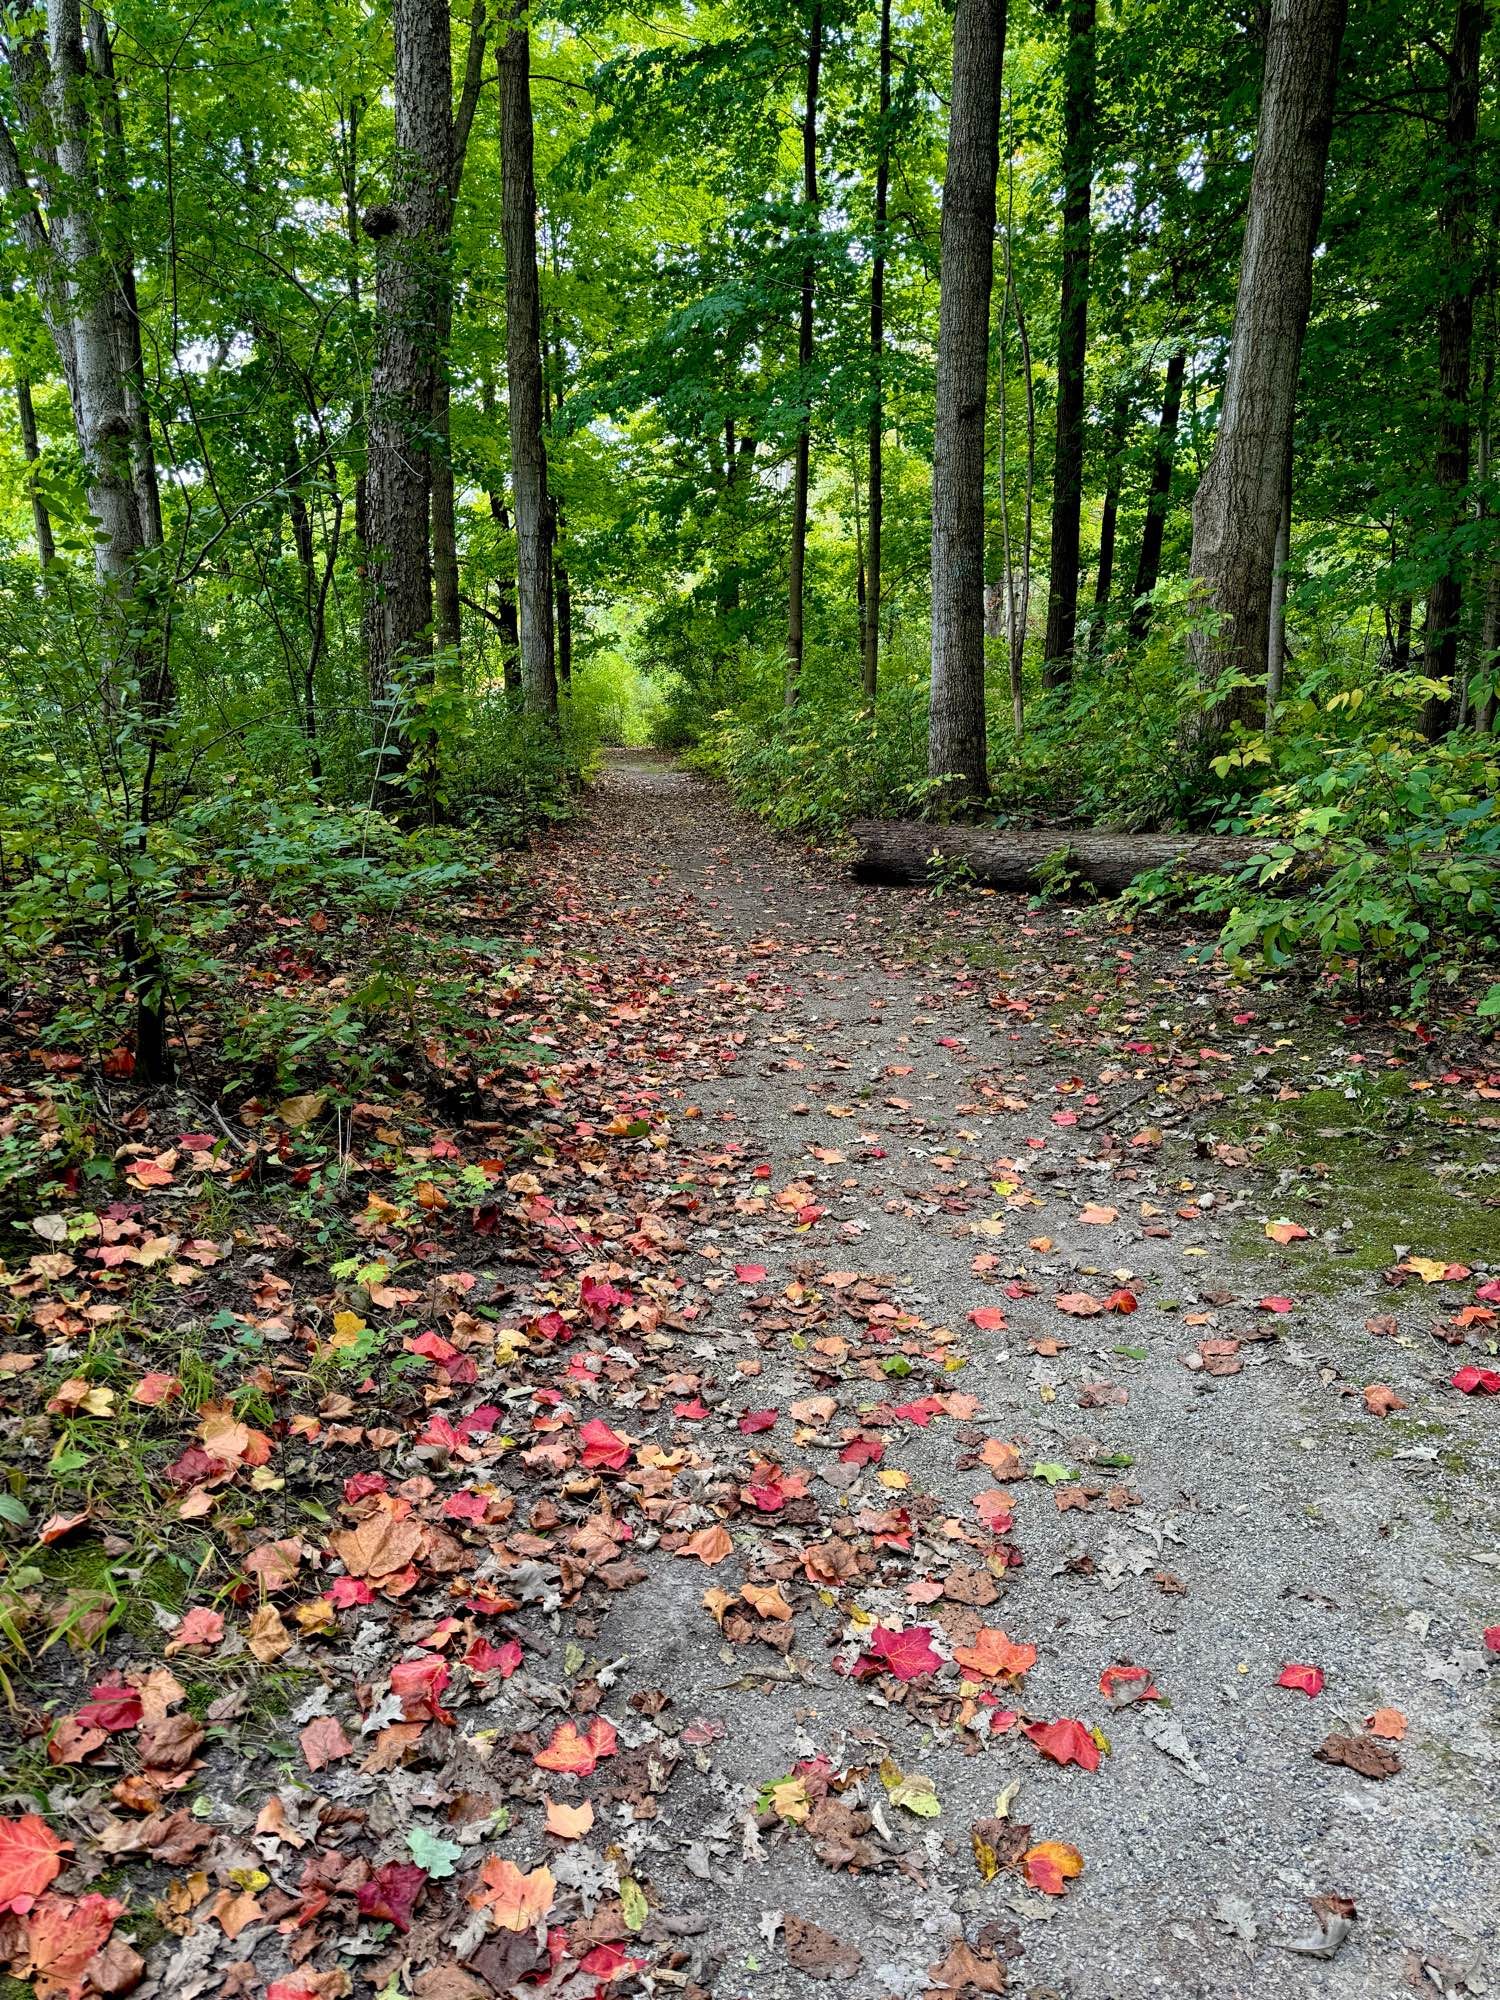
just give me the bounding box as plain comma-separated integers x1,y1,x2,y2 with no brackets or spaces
360,203,403,240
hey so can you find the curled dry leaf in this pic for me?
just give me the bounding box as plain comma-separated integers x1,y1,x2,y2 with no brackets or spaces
1314,1733,1401,1780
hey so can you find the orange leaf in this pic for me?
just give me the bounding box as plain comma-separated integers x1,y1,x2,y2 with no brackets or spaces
532,1716,617,1777
1365,1706,1407,1740
0,1816,71,1914
543,1799,594,1840
1021,1841,1084,1895
1362,1383,1406,1418
16,1892,122,1998
1265,1219,1309,1244
952,1628,1036,1683
330,1506,424,1581
741,1582,793,1622
470,1858,555,1931
677,1524,733,1565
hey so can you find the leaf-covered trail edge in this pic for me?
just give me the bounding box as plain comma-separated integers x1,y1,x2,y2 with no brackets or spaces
5,750,1498,2000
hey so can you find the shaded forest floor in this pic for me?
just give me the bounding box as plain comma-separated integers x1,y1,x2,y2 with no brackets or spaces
2,752,1498,2000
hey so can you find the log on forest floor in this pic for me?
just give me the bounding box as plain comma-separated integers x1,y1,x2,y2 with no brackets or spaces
849,820,1303,897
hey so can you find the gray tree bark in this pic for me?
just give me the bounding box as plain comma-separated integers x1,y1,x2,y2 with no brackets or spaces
928,0,1008,801
499,6,557,716
1128,344,1185,642
785,1,822,706
1421,0,1485,739
11,344,56,573
1265,439,1292,727
1041,0,1096,685
1184,0,1345,750
863,0,891,702
362,0,451,735
431,0,490,657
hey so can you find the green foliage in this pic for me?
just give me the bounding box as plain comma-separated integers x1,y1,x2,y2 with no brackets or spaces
1127,720,1500,1004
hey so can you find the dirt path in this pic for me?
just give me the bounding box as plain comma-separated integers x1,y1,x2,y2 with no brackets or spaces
528,752,1497,2000
24,751,1495,2000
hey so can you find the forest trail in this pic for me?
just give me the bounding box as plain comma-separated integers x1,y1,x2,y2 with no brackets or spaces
521,750,1498,2000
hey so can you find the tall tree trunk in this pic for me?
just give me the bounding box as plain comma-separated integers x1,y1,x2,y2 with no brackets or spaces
928,0,1008,800
362,0,451,743
863,0,891,702
499,7,556,716
13,362,56,574
1265,437,1292,727
1184,0,1345,751
340,99,369,550
1392,591,1413,671
1041,0,1095,686
785,1,822,707
3,0,171,1077
479,372,521,691
1128,344,1186,642
430,0,491,657
1421,0,1485,740
1087,380,1129,654
84,8,162,554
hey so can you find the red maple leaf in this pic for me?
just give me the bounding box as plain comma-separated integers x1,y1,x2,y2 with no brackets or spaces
74,1681,142,1733
579,1418,631,1470
0,1817,71,1913
357,1861,427,1934
1023,1718,1101,1770
865,1625,941,1682
1276,1663,1324,1696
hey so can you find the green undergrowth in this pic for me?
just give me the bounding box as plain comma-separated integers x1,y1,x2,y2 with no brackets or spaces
1222,1070,1500,1284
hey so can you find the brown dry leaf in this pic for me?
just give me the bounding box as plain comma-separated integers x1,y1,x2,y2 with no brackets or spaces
783,1914,862,1982
677,1524,733,1564
741,1582,793,1622
210,1889,264,1940
330,1509,425,1581
925,1937,1009,1997
137,1715,204,1772
245,1604,292,1663
979,1439,1023,1480
1314,1732,1401,1780
299,1715,354,1772
1362,1383,1407,1417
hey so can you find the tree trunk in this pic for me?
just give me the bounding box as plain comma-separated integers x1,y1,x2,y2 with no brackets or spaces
340,99,369,551
430,0,491,657
84,8,162,554
1128,344,1186,643
1042,0,1096,685
431,372,460,652
785,1,822,707
499,7,556,716
1392,591,1413,671
853,819,1342,896
1478,551,1499,730
13,363,56,574
479,368,521,692
1421,0,1485,740
1264,438,1292,727
1086,380,1130,655
4,0,170,1079
1184,0,1345,751
362,0,451,743
863,0,891,702
928,0,1008,801
42,0,143,608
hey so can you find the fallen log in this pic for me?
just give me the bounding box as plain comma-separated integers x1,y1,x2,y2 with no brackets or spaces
849,820,1294,897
